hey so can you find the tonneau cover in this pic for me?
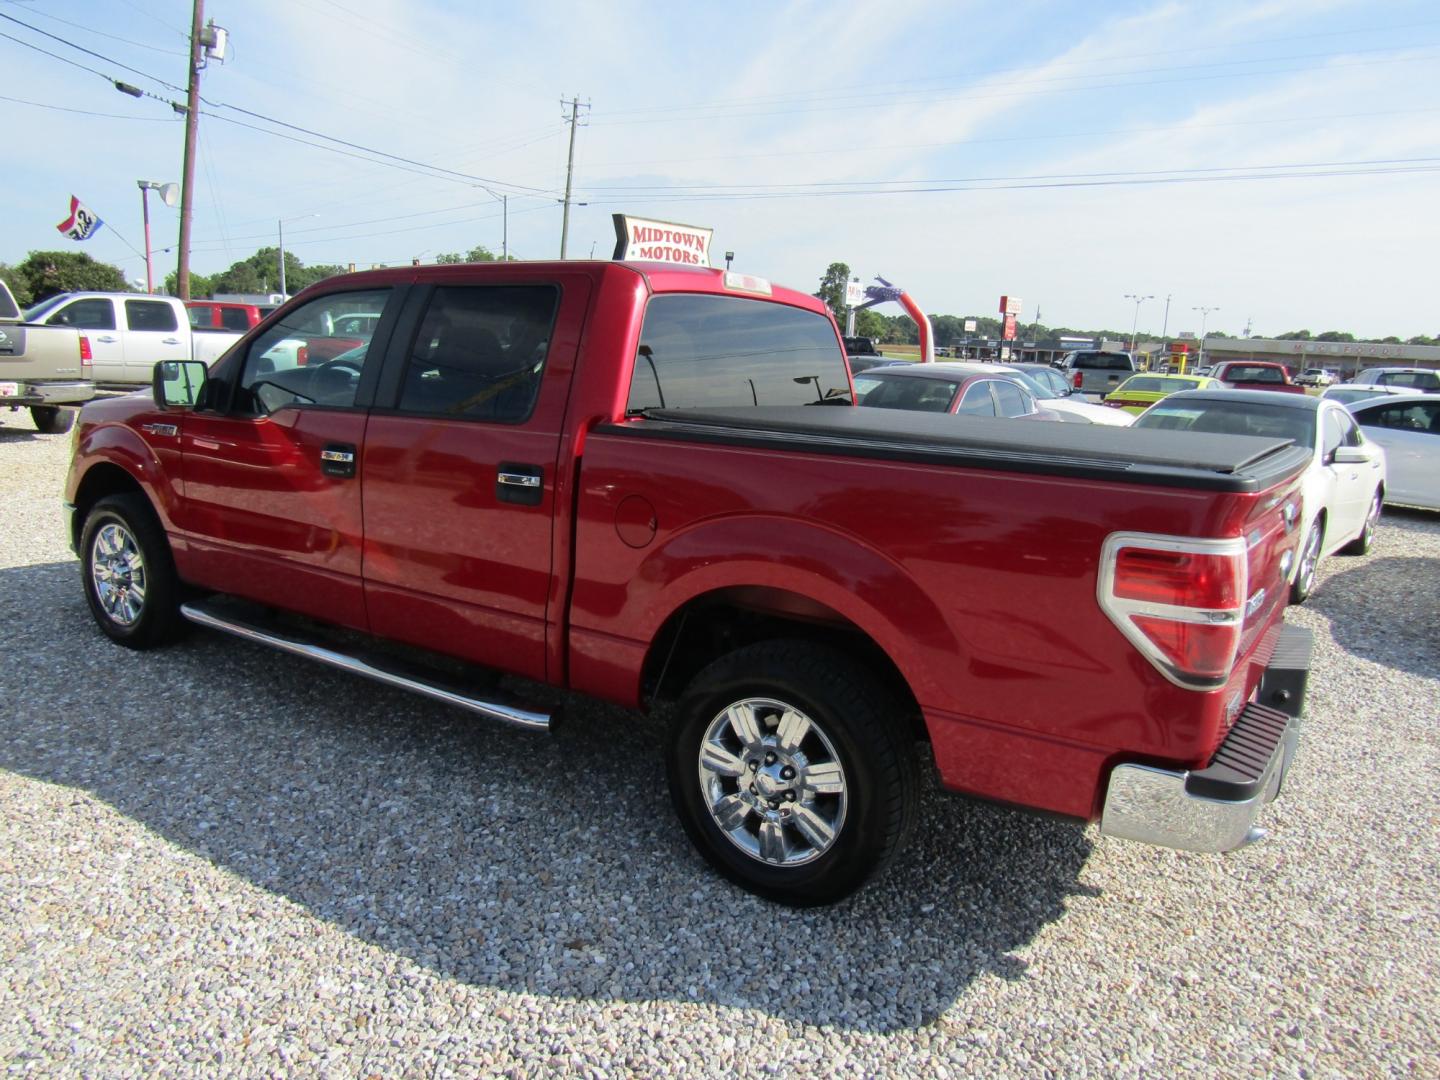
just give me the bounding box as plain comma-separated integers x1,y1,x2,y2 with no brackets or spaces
603,406,1312,493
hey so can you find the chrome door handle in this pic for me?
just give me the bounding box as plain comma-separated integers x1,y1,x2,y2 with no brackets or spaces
162,337,181,345
96,335,117,343
497,472,541,488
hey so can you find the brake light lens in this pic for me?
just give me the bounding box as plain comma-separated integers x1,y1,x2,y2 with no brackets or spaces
79,335,93,368
296,344,310,366
1072,370,1083,389
1099,533,1250,689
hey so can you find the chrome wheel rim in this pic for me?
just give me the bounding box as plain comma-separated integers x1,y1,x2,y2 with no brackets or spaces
698,697,848,867
1362,494,1380,546
1297,524,1322,593
90,522,146,627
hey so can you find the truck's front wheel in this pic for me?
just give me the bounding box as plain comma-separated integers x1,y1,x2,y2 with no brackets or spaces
80,494,185,649
667,641,917,906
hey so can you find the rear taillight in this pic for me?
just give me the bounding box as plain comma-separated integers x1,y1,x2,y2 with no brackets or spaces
79,335,93,368
1072,370,1083,390
297,344,310,366
1099,532,1250,689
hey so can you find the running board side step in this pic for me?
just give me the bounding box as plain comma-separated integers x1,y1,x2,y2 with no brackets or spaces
179,599,551,732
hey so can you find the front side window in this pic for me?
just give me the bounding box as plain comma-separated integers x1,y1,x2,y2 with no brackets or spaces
125,299,179,332
397,286,557,422
238,288,391,413
47,298,115,330
627,294,850,411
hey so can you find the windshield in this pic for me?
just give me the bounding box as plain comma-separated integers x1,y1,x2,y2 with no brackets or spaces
1135,401,1316,447
627,293,852,411
22,296,66,323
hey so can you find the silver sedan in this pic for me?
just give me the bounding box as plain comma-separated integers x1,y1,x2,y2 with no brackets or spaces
1347,394,1440,510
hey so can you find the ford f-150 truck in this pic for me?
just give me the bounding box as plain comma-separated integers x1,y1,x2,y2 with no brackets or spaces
1211,360,1307,394
0,279,93,433
23,292,242,387
64,261,1314,905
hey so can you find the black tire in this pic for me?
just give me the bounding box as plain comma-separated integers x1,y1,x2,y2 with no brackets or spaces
666,640,918,906
79,493,185,649
1289,517,1324,605
1340,490,1382,555
30,406,74,435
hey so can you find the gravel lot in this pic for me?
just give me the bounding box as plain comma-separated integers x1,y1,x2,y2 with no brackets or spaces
1,410,1436,1077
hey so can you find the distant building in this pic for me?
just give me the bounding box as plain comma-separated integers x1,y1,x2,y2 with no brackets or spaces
1201,337,1440,378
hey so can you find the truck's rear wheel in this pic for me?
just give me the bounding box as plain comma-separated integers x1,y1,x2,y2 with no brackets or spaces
31,406,74,434
667,640,917,906
80,493,185,649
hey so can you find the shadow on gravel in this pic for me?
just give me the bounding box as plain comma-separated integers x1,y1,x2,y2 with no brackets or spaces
1313,548,1440,683
0,560,1092,1034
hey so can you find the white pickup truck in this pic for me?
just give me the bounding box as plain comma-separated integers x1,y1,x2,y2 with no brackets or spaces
22,292,242,386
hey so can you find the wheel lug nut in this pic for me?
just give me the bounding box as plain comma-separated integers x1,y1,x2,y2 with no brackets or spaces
748,760,758,771
765,752,776,765
785,791,796,802
749,784,756,793
780,766,795,780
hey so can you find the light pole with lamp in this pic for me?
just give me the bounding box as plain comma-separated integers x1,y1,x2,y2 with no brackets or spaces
277,213,319,298
136,181,179,293
1124,293,1154,352
1193,305,1219,366
474,187,509,260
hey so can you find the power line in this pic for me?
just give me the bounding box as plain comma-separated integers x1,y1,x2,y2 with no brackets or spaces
0,92,182,121
0,10,562,199
1,5,187,55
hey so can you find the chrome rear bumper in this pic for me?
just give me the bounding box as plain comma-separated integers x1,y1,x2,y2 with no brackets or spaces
1100,624,1311,853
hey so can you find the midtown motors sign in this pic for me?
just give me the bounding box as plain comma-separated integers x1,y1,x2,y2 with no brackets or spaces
612,214,713,266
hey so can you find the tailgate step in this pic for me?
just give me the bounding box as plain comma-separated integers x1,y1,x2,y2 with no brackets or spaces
180,598,551,731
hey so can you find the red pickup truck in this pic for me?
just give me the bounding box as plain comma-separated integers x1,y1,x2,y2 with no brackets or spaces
1211,360,1307,393
64,261,1313,904
185,300,274,334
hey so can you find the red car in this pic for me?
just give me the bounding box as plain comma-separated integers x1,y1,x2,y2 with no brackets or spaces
65,261,1312,904
185,300,273,334
852,361,1060,419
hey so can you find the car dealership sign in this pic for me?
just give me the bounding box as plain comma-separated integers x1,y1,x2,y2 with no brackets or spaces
612,214,713,266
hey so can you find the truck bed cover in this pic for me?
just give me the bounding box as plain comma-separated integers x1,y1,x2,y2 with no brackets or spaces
604,406,1311,493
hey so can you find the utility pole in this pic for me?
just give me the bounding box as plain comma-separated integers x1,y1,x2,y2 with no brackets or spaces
559,95,589,258
1161,293,1172,339
176,0,205,301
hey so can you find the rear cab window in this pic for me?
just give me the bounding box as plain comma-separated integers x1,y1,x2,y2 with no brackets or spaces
627,293,851,412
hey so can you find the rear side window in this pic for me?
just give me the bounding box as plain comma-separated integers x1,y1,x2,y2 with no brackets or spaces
628,294,850,411
48,298,115,330
1377,370,1440,391
220,307,253,333
398,285,558,422
992,379,1031,417
956,382,996,416
125,299,179,332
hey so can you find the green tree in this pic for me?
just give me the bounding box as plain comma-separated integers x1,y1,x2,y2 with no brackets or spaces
1314,330,1354,342
1275,330,1312,340
1406,335,1438,346
814,261,851,323
853,308,886,338
15,250,129,302
163,269,216,298
0,264,32,306
1379,336,1402,344
435,245,499,264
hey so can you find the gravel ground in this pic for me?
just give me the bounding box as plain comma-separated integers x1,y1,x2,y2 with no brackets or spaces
1,410,1436,1078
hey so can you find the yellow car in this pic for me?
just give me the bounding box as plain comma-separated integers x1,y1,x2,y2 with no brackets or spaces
1104,373,1224,416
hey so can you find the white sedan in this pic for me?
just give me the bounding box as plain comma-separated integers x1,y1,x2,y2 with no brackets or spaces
1133,390,1386,603
1347,394,1440,510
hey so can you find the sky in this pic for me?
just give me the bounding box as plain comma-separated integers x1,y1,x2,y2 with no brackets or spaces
3,0,1439,339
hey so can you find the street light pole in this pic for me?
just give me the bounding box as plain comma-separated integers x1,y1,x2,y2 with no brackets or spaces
1161,293,1172,339
1124,293,1154,352
139,183,154,294
1193,305,1219,365
277,218,286,298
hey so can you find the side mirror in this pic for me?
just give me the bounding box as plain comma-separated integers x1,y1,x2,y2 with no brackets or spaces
153,359,208,409
1332,446,1368,465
